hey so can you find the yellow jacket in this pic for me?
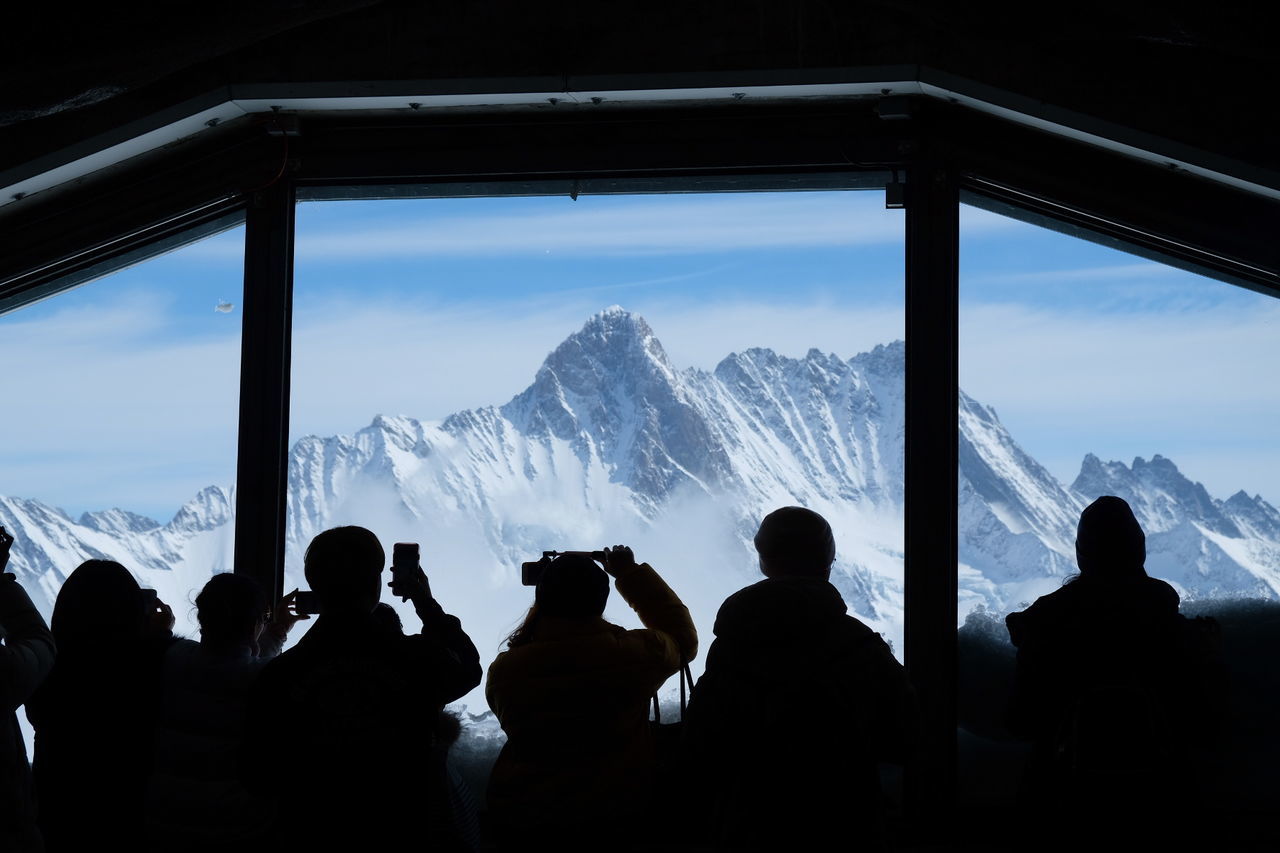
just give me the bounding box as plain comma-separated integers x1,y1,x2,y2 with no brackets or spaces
485,562,696,828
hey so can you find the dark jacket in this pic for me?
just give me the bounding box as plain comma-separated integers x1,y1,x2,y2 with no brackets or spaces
683,576,916,851
1007,575,1182,737
26,630,174,853
143,629,285,851
1005,572,1226,851
485,562,697,833
0,578,55,853
242,596,481,850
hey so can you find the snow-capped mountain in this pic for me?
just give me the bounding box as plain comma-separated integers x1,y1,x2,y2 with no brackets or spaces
0,485,234,627
5,308,1279,663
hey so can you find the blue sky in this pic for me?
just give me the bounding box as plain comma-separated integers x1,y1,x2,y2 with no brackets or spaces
2,190,1278,520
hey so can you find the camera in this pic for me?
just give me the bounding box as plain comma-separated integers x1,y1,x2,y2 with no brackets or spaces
520,550,606,586
295,590,323,616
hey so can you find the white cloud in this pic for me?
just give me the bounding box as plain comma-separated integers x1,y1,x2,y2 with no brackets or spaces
960,299,1280,499
0,298,242,518
175,193,1017,261
971,262,1178,285
8,276,1280,518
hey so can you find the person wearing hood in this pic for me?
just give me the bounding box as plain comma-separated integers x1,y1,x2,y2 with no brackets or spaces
683,507,917,851
1005,495,1224,849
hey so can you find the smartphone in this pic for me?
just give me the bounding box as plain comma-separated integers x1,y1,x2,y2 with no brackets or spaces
391,542,420,600
295,590,323,616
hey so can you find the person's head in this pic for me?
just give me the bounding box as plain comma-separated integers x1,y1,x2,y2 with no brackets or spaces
536,553,610,618
304,525,385,614
754,506,836,579
371,602,405,638
506,553,610,647
196,573,267,649
51,559,150,648
1075,495,1146,580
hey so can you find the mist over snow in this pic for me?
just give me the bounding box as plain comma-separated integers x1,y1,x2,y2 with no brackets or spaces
5,307,1280,717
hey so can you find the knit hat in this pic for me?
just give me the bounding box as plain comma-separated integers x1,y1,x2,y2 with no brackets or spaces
754,506,837,577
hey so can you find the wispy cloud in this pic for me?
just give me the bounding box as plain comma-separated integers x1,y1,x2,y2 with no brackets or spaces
972,263,1179,285
9,267,1280,518
182,194,1018,261
0,297,242,518
960,299,1280,499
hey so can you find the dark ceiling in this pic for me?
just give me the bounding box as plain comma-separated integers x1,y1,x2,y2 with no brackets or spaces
2,1,1275,184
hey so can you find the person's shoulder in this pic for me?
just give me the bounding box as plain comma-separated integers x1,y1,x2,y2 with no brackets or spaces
254,642,307,682
1141,576,1181,608
166,636,201,656
835,611,880,640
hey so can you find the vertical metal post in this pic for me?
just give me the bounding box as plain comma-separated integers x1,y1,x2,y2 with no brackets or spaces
233,181,295,600
903,161,959,833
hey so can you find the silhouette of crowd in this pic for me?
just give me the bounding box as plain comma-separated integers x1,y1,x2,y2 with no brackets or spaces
0,496,1230,851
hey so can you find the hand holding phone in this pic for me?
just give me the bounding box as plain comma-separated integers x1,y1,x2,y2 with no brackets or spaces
270,588,311,629
389,543,428,602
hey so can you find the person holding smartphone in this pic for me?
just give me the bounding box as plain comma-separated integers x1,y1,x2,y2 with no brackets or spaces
1,527,56,853
242,526,481,851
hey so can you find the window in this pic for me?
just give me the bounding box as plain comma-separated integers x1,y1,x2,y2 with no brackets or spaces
0,225,246,634
286,189,906,773
955,201,1280,817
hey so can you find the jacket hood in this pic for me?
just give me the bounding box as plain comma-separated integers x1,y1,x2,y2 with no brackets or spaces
1075,495,1146,579
713,576,851,640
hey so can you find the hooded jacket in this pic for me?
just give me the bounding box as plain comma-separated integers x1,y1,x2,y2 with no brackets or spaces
683,576,916,851
484,562,696,830
1006,496,1224,745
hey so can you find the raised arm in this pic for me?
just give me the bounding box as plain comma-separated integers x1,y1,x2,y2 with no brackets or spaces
394,564,483,705
605,545,698,664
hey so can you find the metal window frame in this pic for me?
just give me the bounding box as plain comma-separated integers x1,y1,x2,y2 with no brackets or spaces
1,93,1277,841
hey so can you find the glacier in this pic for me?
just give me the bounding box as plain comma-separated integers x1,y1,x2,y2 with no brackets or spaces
4,306,1280,711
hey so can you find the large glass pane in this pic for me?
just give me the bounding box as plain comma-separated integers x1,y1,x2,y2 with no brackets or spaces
956,204,1279,833
0,226,245,633
288,190,906,781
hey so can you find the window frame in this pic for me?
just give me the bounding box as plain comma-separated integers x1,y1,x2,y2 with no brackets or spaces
2,92,1277,834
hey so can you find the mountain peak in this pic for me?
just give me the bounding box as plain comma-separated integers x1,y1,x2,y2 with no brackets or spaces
564,306,665,362
523,307,675,401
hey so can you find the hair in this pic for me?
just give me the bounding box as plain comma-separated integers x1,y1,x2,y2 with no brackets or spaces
304,525,385,606
753,506,837,578
1075,495,1147,580
196,573,266,646
371,602,405,638
504,603,542,649
505,553,610,647
50,559,149,649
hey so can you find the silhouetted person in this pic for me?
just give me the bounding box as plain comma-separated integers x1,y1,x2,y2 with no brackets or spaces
1,527,55,853
243,526,482,851
144,574,305,852
1006,495,1225,850
366,599,482,850
485,546,697,851
26,559,177,853
683,507,917,851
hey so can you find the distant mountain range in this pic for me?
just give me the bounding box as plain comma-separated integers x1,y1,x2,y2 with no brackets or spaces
4,307,1278,657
